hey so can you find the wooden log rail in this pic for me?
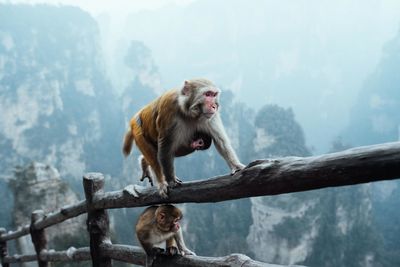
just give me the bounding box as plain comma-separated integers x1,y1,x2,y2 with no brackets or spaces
0,141,400,266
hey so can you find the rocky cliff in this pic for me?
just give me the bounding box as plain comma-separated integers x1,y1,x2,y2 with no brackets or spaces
9,162,87,265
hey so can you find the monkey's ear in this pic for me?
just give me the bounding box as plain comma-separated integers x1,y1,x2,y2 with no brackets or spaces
181,80,191,96
157,212,166,223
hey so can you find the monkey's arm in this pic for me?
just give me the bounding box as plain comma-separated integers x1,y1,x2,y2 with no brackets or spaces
209,116,245,174
174,228,196,256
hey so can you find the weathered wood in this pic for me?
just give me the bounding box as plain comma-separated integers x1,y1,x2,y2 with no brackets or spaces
39,247,91,262
100,243,303,267
92,141,400,209
2,248,91,264
83,173,112,267
151,254,303,267
2,142,400,267
100,243,145,266
2,254,37,263
0,202,87,242
33,201,87,230
0,225,30,242
0,228,9,267
30,210,48,267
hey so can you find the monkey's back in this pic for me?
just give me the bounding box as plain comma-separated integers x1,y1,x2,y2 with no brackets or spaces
135,206,158,240
134,89,179,144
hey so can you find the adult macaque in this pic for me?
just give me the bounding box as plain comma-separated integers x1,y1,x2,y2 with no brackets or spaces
135,205,195,267
123,78,245,197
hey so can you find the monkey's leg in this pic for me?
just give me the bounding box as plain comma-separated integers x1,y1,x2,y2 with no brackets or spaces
134,133,169,197
166,237,179,256
139,155,155,186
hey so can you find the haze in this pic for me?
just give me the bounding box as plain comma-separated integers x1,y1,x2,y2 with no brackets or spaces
4,0,400,153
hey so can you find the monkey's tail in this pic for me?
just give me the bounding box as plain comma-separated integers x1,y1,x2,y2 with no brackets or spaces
123,128,135,156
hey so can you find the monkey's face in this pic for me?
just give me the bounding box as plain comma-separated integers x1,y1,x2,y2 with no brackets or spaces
157,213,181,232
156,205,183,233
170,217,181,232
190,132,212,150
180,79,220,119
200,88,220,119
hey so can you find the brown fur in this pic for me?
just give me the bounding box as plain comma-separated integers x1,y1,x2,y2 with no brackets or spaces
123,78,245,198
135,205,194,266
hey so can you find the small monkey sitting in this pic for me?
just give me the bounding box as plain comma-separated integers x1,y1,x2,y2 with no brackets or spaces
136,204,195,267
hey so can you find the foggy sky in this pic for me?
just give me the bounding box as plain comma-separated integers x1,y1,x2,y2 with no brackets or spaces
2,0,400,153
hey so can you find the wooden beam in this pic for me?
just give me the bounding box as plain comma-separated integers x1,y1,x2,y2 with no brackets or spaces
92,141,400,209
83,173,112,267
100,243,304,267
30,210,48,267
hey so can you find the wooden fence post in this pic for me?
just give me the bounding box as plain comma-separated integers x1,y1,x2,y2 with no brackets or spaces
30,210,48,267
0,228,9,267
83,173,112,267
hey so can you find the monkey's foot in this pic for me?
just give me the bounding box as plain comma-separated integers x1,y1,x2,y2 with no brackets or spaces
174,176,183,185
166,246,179,256
157,182,169,198
140,175,154,187
168,179,182,188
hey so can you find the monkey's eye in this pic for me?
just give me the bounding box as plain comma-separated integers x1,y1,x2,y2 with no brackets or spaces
204,91,214,97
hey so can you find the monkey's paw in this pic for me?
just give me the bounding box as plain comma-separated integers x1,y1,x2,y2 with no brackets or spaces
140,174,154,187
166,246,179,256
158,181,169,198
174,176,183,185
230,163,246,175
181,248,196,256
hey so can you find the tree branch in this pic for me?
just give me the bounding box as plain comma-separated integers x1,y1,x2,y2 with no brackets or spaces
100,243,304,267
93,141,400,209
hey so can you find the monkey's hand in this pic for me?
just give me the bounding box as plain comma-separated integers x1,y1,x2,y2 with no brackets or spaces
158,181,169,198
180,247,196,256
230,163,246,175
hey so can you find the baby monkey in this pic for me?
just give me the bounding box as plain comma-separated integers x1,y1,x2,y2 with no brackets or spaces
139,131,212,186
136,204,195,267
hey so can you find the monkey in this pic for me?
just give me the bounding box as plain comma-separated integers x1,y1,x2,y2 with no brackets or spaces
123,78,245,197
135,204,195,267
139,131,212,186
175,131,212,157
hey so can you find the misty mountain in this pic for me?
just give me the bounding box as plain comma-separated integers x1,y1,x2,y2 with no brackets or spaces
0,4,125,191
0,3,399,267
113,0,396,153
342,27,400,266
343,29,400,146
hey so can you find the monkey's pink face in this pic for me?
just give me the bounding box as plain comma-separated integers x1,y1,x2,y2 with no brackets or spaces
171,217,181,232
203,90,219,118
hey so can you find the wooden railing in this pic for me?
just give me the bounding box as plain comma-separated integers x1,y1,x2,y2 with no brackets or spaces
1,141,400,267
